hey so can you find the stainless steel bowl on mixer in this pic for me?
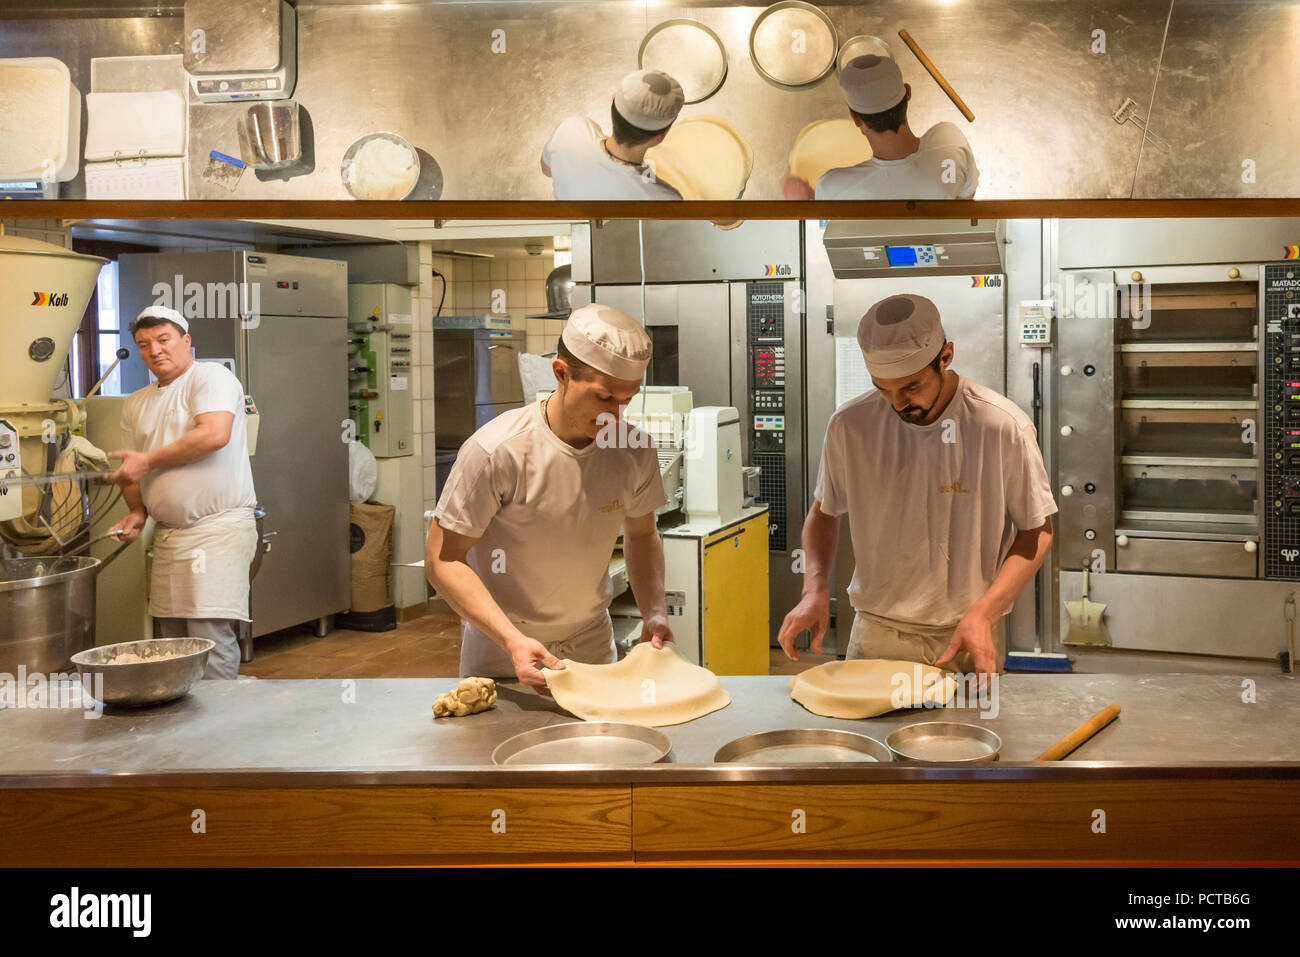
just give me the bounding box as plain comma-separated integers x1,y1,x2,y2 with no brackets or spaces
71,637,214,708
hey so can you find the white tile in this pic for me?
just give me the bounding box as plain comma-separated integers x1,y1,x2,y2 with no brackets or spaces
507,259,526,281
489,260,510,282
423,441,441,466
422,398,435,427
472,281,492,310
526,257,547,280
473,260,490,282
410,330,422,365
526,334,544,354
526,315,544,336
412,398,422,430
423,465,438,500
526,282,546,309
418,241,432,266
421,330,433,364
545,318,564,337
505,280,526,312
420,364,434,396
413,431,421,456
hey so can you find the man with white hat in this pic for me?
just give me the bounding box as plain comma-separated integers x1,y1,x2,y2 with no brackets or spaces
541,69,686,200
106,305,258,680
777,294,1055,675
782,54,979,201
427,303,674,689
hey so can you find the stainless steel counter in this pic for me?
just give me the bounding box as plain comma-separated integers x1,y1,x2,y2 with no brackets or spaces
2,673,1299,787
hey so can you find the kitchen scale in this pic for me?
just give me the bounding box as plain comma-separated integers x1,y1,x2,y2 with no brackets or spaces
184,0,297,103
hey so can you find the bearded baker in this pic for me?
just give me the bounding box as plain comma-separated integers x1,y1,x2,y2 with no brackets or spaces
427,303,673,689
778,294,1055,675
541,69,686,200
106,305,258,680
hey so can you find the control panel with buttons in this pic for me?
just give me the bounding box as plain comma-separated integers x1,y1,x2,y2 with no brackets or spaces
1263,264,1300,578
0,419,20,522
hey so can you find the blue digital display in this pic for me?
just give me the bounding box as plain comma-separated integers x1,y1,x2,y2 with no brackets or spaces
886,245,918,266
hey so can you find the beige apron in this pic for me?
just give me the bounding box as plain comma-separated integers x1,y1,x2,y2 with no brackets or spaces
847,610,1007,674
459,611,616,679
148,507,257,621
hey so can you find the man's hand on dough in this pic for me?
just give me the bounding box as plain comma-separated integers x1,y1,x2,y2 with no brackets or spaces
509,635,564,695
639,612,674,650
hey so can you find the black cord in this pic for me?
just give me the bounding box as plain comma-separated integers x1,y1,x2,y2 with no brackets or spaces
431,267,446,317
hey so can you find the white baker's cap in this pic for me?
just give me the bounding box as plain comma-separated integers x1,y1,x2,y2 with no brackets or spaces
613,69,685,131
839,54,906,114
562,303,652,380
858,294,946,379
133,304,189,334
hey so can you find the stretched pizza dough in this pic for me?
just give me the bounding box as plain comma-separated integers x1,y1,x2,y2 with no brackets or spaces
787,117,873,188
790,658,957,719
645,116,754,201
542,642,731,727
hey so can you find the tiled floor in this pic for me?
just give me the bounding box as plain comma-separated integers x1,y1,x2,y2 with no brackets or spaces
241,600,829,679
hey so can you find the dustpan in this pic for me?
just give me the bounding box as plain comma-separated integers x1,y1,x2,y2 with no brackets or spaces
1064,565,1111,646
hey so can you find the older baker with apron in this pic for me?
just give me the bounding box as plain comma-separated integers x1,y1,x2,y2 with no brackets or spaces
107,305,258,680
778,294,1056,675
426,303,674,690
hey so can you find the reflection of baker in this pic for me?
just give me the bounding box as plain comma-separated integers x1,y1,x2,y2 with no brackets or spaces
783,55,979,201
107,306,258,680
541,70,685,200
426,304,674,690
778,295,1054,676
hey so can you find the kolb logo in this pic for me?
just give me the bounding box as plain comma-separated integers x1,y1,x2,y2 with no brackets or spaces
971,276,1003,288
763,264,792,277
1282,548,1299,562
31,291,70,307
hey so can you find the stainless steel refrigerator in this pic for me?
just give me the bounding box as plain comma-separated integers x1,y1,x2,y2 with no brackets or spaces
115,250,351,641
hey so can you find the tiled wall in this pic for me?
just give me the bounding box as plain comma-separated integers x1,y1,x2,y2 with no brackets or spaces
416,243,556,514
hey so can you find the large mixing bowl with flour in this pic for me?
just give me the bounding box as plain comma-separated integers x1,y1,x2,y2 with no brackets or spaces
0,556,99,674
71,637,214,708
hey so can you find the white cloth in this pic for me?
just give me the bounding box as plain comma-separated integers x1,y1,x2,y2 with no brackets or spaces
816,122,979,200
348,440,378,503
434,401,666,635
121,361,256,528
149,507,257,621
561,303,652,379
838,54,906,114
613,69,685,131
542,116,682,201
814,375,1057,628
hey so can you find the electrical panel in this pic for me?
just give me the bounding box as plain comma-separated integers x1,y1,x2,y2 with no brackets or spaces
347,283,414,458
1263,264,1300,577
747,281,788,550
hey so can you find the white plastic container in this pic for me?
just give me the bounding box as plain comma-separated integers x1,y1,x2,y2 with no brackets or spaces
0,57,82,182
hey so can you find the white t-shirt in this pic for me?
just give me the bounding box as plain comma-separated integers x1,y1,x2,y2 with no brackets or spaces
434,401,667,631
816,122,979,200
542,116,682,201
814,375,1056,628
121,361,257,528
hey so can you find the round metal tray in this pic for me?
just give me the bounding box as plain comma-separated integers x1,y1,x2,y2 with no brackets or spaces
886,721,1002,763
639,18,728,104
491,721,672,767
749,1,838,88
714,728,892,764
837,34,895,72
340,130,420,200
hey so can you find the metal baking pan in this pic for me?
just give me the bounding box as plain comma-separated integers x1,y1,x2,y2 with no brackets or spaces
838,34,895,71
714,728,892,764
491,721,672,767
749,1,838,88
885,722,1002,763
639,18,728,104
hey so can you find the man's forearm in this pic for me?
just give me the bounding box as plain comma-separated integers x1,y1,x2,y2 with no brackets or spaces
623,529,668,619
800,502,840,596
144,425,226,472
968,522,1053,622
122,481,146,516
425,556,527,653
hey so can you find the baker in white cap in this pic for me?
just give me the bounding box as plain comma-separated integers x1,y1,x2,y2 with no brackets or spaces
106,305,258,680
782,54,979,201
540,69,686,200
427,303,675,688
777,294,1055,676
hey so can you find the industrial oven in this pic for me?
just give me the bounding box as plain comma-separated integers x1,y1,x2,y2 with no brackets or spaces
1053,218,1300,659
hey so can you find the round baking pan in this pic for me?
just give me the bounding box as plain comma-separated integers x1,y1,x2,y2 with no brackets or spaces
837,34,895,72
491,721,672,766
885,721,1002,763
714,728,892,764
749,1,838,88
639,18,728,104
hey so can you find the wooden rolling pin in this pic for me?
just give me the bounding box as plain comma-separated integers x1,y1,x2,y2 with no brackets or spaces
1036,704,1121,760
898,29,975,122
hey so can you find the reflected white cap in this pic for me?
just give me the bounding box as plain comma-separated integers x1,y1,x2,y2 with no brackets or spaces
133,304,189,334
613,69,685,131
858,294,946,379
839,54,906,114
561,303,652,380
